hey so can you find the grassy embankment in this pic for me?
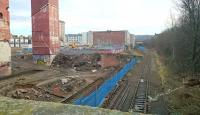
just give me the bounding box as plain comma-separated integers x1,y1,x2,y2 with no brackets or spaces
154,51,200,115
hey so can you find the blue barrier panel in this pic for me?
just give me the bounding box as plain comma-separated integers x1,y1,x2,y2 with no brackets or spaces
74,58,137,107
137,46,145,52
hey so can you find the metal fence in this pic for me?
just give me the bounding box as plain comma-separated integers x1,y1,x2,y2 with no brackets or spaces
74,58,137,107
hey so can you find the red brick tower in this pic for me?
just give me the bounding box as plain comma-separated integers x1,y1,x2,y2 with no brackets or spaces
0,0,11,77
31,0,60,65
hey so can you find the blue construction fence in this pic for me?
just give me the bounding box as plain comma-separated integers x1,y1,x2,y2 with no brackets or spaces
136,45,145,52
74,58,137,107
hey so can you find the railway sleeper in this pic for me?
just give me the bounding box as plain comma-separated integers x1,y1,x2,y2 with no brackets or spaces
135,97,146,100
136,93,145,96
137,89,146,91
135,100,145,103
137,91,146,94
135,101,145,104
135,98,146,100
134,106,145,110
135,103,145,106
138,85,146,87
136,94,146,97
135,105,145,109
136,95,146,97
135,102,145,105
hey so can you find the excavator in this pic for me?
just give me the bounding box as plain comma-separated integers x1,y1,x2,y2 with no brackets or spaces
69,42,77,48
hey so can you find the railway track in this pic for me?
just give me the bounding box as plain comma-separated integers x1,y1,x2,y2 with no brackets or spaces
129,78,148,113
102,54,151,113
108,80,130,109
129,57,150,113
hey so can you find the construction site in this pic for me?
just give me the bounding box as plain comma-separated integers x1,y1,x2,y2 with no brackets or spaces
0,45,169,115
0,0,172,115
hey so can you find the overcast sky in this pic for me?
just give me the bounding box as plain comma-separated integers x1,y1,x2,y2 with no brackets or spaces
10,0,175,36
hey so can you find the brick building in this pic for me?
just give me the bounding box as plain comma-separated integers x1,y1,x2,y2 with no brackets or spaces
0,0,10,41
92,30,131,49
31,0,60,65
0,0,11,77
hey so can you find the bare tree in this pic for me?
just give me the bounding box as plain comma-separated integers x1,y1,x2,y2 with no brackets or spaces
146,0,200,77
178,0,200,75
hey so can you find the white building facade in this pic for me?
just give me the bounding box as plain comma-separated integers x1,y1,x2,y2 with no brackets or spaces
130,34,136,48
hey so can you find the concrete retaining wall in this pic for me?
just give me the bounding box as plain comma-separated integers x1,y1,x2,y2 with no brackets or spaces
0,42,11,77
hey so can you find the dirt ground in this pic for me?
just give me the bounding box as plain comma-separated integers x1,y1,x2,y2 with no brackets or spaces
0,48,173,114
148,51,169,115
0,52,130,103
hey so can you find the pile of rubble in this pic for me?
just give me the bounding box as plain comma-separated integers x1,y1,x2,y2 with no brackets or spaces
43,77,86,97
6,76,87,102
10,87,52,101
51,53,101,71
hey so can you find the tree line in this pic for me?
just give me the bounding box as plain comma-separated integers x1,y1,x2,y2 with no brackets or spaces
145,0,200,77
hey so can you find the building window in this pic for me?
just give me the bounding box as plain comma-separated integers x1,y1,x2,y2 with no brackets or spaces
0,12,3,19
